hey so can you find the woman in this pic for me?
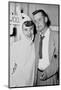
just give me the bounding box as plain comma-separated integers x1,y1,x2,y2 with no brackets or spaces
10,13,35,87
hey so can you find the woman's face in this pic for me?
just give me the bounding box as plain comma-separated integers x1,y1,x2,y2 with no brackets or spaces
22,24,34,39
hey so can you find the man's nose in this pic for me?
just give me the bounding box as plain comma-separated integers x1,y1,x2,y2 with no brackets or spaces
36,24,39,28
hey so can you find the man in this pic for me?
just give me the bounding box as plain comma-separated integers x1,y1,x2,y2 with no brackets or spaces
32,9,59,86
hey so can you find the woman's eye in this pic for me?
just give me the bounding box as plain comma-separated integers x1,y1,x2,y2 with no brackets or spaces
25,29,27,31
30,28,32,30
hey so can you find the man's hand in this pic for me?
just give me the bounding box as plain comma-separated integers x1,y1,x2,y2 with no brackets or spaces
40,70,47,81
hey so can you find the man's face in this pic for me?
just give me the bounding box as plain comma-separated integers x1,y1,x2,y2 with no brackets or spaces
22,24,34,39
33,12,46,32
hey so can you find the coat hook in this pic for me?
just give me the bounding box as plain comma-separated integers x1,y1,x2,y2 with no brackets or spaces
21,9,23,13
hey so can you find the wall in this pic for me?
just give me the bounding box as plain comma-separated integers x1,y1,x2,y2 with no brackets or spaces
9,2,59,44
10,2,59,26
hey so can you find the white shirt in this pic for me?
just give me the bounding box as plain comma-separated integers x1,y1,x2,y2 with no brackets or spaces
38,28,50,70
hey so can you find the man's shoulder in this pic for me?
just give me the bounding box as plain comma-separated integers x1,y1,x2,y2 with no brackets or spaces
49,28,58,37
49,28,58,43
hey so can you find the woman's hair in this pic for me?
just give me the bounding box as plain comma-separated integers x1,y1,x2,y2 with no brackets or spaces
32,9,51,27
23,20,34,27
33,23,37,42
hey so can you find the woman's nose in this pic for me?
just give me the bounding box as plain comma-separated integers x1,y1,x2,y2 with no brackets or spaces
28,30,30,34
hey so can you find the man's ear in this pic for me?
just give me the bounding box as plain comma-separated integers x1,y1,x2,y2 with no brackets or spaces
45,17,48,23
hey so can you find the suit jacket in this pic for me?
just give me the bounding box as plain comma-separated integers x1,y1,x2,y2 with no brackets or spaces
34,28,59,85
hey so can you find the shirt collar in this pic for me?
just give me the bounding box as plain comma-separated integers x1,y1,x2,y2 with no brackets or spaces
40,28,49,37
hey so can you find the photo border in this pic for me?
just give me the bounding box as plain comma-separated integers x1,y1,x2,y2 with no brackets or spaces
8,1,60,88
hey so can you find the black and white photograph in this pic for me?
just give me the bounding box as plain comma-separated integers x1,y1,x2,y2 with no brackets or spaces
8,1,60,88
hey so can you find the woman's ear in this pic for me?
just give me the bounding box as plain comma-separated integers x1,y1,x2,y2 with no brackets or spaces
45,17,48,23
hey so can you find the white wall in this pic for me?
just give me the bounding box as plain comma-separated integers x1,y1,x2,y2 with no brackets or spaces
29,3,59,26
10,2,59,26
9,2,59,45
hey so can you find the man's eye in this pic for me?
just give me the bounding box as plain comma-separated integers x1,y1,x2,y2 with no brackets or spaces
39,18,41,21
34,20,39,24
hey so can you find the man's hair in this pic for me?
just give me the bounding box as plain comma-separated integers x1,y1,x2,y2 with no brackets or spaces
32,9,51,27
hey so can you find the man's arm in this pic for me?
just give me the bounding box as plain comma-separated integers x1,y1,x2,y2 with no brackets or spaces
45,31,59,78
